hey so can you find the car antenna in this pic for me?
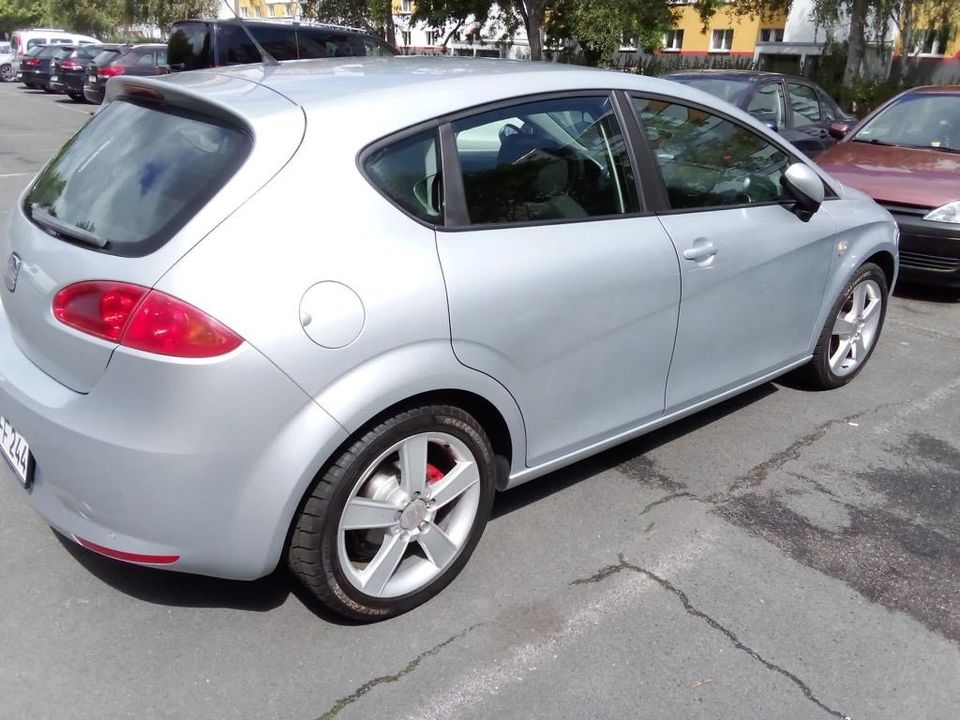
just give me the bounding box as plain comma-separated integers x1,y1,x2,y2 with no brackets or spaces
224,4,280,67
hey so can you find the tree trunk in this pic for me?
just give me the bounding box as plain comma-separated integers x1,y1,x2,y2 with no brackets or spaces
898,0,914,87
384,13,396,49
843,0,869,85
521,0,544,61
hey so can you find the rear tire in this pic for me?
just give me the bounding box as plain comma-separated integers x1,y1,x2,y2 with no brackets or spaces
0,64,12,82
797,262,888,390
289,405,496,621
69,93,85,103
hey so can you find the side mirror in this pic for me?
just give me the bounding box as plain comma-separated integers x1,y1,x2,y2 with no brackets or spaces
781,163,824,222
828,121,852,140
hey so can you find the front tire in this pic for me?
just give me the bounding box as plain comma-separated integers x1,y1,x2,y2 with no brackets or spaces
0,64,13,82
800,262,888,389
289,405,496,621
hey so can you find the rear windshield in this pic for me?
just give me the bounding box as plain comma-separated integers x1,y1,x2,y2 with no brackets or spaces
24,100,251,257
39,46,69,59
167,22,210,70
93,49,122,65
669,77,753,105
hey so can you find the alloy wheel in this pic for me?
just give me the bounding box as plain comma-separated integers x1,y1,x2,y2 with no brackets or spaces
829,278,882,377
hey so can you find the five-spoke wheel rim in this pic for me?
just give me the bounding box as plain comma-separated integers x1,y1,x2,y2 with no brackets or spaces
337,432,481,599
829,279,882,377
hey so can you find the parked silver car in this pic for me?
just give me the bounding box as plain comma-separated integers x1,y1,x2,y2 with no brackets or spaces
0,58,897,620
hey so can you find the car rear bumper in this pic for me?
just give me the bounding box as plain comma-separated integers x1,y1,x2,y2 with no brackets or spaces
886,207,960,287
83,85,105,103
0,301,347,580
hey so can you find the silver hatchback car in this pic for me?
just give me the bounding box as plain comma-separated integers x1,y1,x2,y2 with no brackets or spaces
0,58,897,620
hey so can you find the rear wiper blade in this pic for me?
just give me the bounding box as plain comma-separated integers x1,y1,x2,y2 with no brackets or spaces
30,204,108,248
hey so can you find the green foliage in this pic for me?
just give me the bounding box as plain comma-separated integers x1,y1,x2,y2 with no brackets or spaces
694,0,792,29
0,0,218,37
300,0,377,30
619,52,761,76
547,0,678,65
0,0,45,35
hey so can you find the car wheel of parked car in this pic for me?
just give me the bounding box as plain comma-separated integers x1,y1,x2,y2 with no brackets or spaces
802,262,888,389
68,92,85,103
289,405,496,620
0,64,13,81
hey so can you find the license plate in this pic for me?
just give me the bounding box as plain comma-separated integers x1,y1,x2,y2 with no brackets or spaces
0,412,33,487
50,74,58,82
88,74,96,84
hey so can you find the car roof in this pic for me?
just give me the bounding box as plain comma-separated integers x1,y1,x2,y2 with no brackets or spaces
174,17,378,36
903,85,960,95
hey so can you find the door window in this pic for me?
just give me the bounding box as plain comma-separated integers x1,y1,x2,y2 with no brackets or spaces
364,129,442,224
787,83,821,127
633,97,792,210
451,96,639,225
746,83,786,128
167,22,211,70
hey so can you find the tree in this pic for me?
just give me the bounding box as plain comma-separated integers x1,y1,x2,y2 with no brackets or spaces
1,0,45,35
411,0,491,51
547,0,679,66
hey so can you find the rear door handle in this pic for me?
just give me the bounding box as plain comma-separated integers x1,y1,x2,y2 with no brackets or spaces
683,239,718,262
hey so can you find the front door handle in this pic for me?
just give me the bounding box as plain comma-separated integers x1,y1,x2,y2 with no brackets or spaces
683,239,718,262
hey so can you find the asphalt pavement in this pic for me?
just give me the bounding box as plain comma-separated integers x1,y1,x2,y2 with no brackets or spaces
1,80,959,720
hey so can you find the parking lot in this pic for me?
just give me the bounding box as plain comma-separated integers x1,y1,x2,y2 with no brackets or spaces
1,79,959,720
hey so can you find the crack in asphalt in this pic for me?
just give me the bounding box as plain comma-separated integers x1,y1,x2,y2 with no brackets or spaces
724,409,879,495
315,624,480,720
639,491,697,515
572,555,851,720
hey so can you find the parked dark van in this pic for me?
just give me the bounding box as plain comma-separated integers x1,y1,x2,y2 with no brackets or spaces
167,19,395,71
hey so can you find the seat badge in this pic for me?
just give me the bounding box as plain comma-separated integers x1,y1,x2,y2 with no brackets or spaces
5,253,21,293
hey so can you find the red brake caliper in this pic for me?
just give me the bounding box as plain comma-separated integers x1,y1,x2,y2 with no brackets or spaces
426,463,445,485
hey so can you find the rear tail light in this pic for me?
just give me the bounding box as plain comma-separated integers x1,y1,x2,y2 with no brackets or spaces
61,60,81,70
52,281,243,358
97,66,124,77
23,58,40,67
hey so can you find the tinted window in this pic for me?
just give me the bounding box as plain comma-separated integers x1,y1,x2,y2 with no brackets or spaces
746,83,786,127
634,97,792,210
93,49,122,66
167,22,211,70
816,88,841,122
365,130,441,224
297,27,395,58
25,100,250,257
788,83,821,127
116,49,159,67
452,96,639,225
27,39,45,51
219,24,299,63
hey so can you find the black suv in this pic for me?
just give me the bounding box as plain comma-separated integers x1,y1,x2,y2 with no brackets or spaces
167,19,395,71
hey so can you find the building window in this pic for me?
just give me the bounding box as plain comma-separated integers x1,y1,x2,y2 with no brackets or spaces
663,29,683,52
401,0,412,13
401,30,411,46
914,29,945,56
425,30,437,46
710,29,733,52
240,6,248,17
253,6,261,18
759,28,784,43
268,5,274,17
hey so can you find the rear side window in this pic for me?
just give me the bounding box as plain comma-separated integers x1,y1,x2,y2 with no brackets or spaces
24,100,251,257
451,95,640,225
168,22,211,70
93,49,121,65
219,24,299,63
364,129,442,224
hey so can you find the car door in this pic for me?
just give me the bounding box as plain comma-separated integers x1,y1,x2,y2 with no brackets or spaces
785,81,829,156
435,93,681,466
630,95,836,410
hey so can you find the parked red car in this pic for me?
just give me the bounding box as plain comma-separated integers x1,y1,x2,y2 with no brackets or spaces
817,86,960,288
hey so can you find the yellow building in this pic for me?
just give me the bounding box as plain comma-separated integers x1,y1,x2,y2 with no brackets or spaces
237,0,299,20
660,4,788,57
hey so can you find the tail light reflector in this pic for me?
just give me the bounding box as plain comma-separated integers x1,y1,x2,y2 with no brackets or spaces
53,281,242,358
97,66,124,77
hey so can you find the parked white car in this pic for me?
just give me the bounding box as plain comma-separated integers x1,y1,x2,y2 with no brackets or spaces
8,28,98,74
0,41,14,82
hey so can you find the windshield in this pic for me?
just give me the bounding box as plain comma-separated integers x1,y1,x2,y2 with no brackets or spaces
853,93,960,152
25,100,250,257
669,77,753,105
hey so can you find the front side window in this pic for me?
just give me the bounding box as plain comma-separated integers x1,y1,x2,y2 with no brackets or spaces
365,129,442,224
167,23,211,70
634,97,792,211
452,96,640,226
25,100,250,257
787,83,821,127
747,83,786,127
